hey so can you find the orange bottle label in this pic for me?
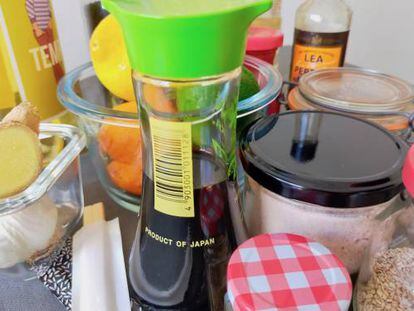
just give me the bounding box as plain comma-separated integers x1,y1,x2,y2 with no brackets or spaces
290,44,343,82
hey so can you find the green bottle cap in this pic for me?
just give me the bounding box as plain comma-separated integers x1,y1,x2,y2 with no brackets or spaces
101,0,272,79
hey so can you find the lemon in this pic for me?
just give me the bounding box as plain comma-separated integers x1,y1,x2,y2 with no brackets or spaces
90,15,135,101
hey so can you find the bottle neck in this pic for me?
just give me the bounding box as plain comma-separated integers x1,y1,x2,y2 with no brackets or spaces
296,0,351,33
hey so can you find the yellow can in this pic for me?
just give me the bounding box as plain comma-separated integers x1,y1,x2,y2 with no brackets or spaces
0,0,65,120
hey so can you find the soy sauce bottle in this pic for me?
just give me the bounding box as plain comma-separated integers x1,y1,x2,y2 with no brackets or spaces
102,0,273,309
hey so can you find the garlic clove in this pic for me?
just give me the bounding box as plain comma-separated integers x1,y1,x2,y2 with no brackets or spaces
0,196,58,269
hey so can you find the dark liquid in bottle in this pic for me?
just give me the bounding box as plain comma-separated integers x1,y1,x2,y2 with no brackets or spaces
290,28,350,82
129,152,236,310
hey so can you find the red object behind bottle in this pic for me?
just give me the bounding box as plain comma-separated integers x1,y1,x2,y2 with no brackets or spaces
246,26,284,64
246,27,284,114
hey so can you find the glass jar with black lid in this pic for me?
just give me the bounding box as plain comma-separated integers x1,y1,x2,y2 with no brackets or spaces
238,111,409,275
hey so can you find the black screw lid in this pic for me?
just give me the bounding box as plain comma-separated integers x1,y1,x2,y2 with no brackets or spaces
240,111,408,208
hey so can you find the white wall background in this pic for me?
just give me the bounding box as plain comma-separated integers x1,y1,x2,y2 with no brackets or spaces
51,0,90,72
53,0,414,83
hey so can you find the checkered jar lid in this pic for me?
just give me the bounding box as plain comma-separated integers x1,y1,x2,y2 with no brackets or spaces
227,233,352,311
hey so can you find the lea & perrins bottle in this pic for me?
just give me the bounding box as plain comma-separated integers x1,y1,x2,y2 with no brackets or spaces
290,0,352,82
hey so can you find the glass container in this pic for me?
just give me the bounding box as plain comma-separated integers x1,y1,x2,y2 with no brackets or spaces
0,124,85,278
58,55,281,213
129,69,240,310
290,0,352,82
238,111,409,275
102,0,272,309
237,56,283,133
355,144,414,310
288,68,414,140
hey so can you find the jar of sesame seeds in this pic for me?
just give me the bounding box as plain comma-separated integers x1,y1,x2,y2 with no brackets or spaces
355,145,414,311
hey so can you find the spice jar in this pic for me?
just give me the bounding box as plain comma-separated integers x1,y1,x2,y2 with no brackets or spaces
227,233,352,311
246,26,284,66
355,144,414,310
238,111,409,275
288,68,414,141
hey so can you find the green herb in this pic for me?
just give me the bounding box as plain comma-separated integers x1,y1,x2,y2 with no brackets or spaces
238,66,260,101
176,76,239,180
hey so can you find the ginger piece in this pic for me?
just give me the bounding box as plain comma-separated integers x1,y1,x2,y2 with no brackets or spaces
0,123,42,198
3,102,40,134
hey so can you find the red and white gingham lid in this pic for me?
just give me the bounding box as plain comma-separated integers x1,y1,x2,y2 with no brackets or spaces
227,233,352,311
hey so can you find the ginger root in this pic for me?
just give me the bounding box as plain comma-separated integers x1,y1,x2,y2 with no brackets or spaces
0,104,42,199
2,102,40,134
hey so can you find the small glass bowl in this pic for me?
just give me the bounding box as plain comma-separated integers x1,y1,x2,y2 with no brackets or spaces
0,124,85,277
58,56,282,212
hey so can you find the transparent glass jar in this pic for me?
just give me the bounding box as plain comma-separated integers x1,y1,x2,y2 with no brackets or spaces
128,70,240,310
355,145,414,310
58,56,281,213
0,124,85,278
354,209,414,310
288,68,414,141
238,111,409,275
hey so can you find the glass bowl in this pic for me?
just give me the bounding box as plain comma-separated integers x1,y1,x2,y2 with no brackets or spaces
58,55,282,213
0,123,85,277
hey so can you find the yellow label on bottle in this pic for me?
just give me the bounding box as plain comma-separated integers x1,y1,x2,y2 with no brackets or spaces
150,117,194,218
0,1,64,119
290,44,343,82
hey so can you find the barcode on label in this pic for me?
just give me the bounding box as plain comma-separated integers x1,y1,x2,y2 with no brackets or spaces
150,117,194,218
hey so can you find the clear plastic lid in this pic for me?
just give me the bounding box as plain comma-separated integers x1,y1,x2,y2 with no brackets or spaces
288,87,411,133
299,68,414,113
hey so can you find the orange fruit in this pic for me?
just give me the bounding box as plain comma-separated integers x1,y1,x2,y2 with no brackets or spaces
98,102,143,195
90,15,135,101
98,102,141,164
107,160,142,196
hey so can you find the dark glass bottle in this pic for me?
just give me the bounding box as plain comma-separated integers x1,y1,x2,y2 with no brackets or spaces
290,0,352,82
